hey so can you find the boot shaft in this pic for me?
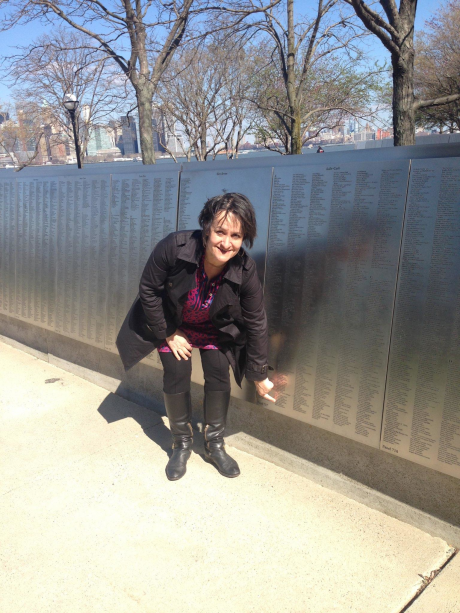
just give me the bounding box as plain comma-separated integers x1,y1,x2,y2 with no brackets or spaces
164,391,193,445
203,390,231,446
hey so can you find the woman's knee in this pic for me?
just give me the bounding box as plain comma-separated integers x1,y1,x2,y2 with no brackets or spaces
159,352,192,394
200,350,231,392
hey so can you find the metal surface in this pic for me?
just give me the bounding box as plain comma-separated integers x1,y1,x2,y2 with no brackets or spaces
177,164,273,398
104,170,179,353
13,178,59,331
381,158,460,478
177,164,273,282
54,175,111,346
259,160,410,448
0,179,17,316
1,152,460,479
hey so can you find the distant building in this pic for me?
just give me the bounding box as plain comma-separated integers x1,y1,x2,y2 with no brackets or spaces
376,128,392,140
87,125,116,155
153,109,180,155
353,131,375,142
120,115,139,155
0,111,10,125
124,109,180,157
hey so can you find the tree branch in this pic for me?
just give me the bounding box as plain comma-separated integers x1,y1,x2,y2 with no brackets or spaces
344,0,400,54
414,93,460,111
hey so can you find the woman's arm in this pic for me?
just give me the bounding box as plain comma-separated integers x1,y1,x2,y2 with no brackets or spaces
240,261,275,402
139,236,176,340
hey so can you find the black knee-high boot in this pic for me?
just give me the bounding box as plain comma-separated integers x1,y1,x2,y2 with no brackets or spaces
164,391,193,481
203,390,240,478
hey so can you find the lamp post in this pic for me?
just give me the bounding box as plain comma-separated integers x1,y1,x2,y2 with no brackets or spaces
63,95,82,169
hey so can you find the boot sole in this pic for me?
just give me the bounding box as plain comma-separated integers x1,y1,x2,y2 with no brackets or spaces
203,455,240,478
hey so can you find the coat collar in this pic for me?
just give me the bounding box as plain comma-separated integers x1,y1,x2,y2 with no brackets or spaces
177,229,245,286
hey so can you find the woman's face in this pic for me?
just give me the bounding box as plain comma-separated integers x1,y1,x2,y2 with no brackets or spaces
205,211,244,267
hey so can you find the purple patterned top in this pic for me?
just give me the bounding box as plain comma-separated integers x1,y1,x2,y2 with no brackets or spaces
158,254,227,353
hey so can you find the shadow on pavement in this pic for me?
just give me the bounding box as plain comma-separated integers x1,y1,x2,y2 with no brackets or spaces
97,392,207,462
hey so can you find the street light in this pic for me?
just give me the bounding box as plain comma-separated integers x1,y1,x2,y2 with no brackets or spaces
63,94,82,169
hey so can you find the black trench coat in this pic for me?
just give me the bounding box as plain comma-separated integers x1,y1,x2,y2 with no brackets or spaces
116,229,269,387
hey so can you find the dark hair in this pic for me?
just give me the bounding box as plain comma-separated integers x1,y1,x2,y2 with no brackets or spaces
198,193,257,249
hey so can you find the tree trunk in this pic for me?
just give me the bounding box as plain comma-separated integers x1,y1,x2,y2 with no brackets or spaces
200,123,207,161
137,87,156,164
285,0,302,155
392,49,416,146
290,107,302,154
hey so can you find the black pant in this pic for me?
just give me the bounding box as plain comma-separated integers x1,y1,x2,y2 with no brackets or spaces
159,349,230,395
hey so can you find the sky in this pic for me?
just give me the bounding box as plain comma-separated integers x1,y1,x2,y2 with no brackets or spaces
0,0,440,104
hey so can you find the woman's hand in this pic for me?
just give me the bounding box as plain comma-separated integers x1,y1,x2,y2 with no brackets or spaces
254,378,276,403
166,330,192,361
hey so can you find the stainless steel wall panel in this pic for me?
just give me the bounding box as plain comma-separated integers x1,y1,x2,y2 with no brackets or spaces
8,180,16,316
46,179,58,329
381,157,460,478
0,181,5,313
105,176,121,350
53,175,112,346
260,160,410,448
0,180,14,315
25,181,34,321
70,178,82,337
55,179,67,335
87,176,111,347
34,181,44,325
126,177,142,324
177,165,273,396
105,170,179,353
177,165,274,283
112,176,131,349
2,154,460,480
15,181,25,320
78,177,91,340
63,179,75,336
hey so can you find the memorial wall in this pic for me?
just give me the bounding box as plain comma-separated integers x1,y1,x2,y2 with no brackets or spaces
0,153,459,479
261,160,410,449
381,158,460,479
175,163,274,394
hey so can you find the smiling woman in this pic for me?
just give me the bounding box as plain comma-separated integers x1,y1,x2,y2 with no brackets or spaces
116,193,274,482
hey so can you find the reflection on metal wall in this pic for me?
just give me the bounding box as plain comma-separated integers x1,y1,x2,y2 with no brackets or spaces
177,164,273,282
54,175,111,346
176,164,273,397
259,160,410,448
0,178,17,317
0,154,459,478
104,171,178,354
15,178,59,330
381,158,460,479
0,170,179,359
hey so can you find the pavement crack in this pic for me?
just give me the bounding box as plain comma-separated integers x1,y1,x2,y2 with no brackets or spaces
398,547,459,612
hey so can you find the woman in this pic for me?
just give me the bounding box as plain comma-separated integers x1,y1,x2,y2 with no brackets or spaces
117,193,274,481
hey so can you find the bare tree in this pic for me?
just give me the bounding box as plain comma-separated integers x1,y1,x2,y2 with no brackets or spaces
0,0,287,164
414,0,460,133
6,29,128,163
250,48,384,153
245,0,383,154
344,0,460,146
0,0,200,164
215,48,257,158
156,41,255,161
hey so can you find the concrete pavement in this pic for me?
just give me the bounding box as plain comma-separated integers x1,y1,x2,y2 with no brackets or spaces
0,340,458,613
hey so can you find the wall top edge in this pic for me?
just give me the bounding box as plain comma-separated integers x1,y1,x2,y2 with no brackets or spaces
2,142,460,180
